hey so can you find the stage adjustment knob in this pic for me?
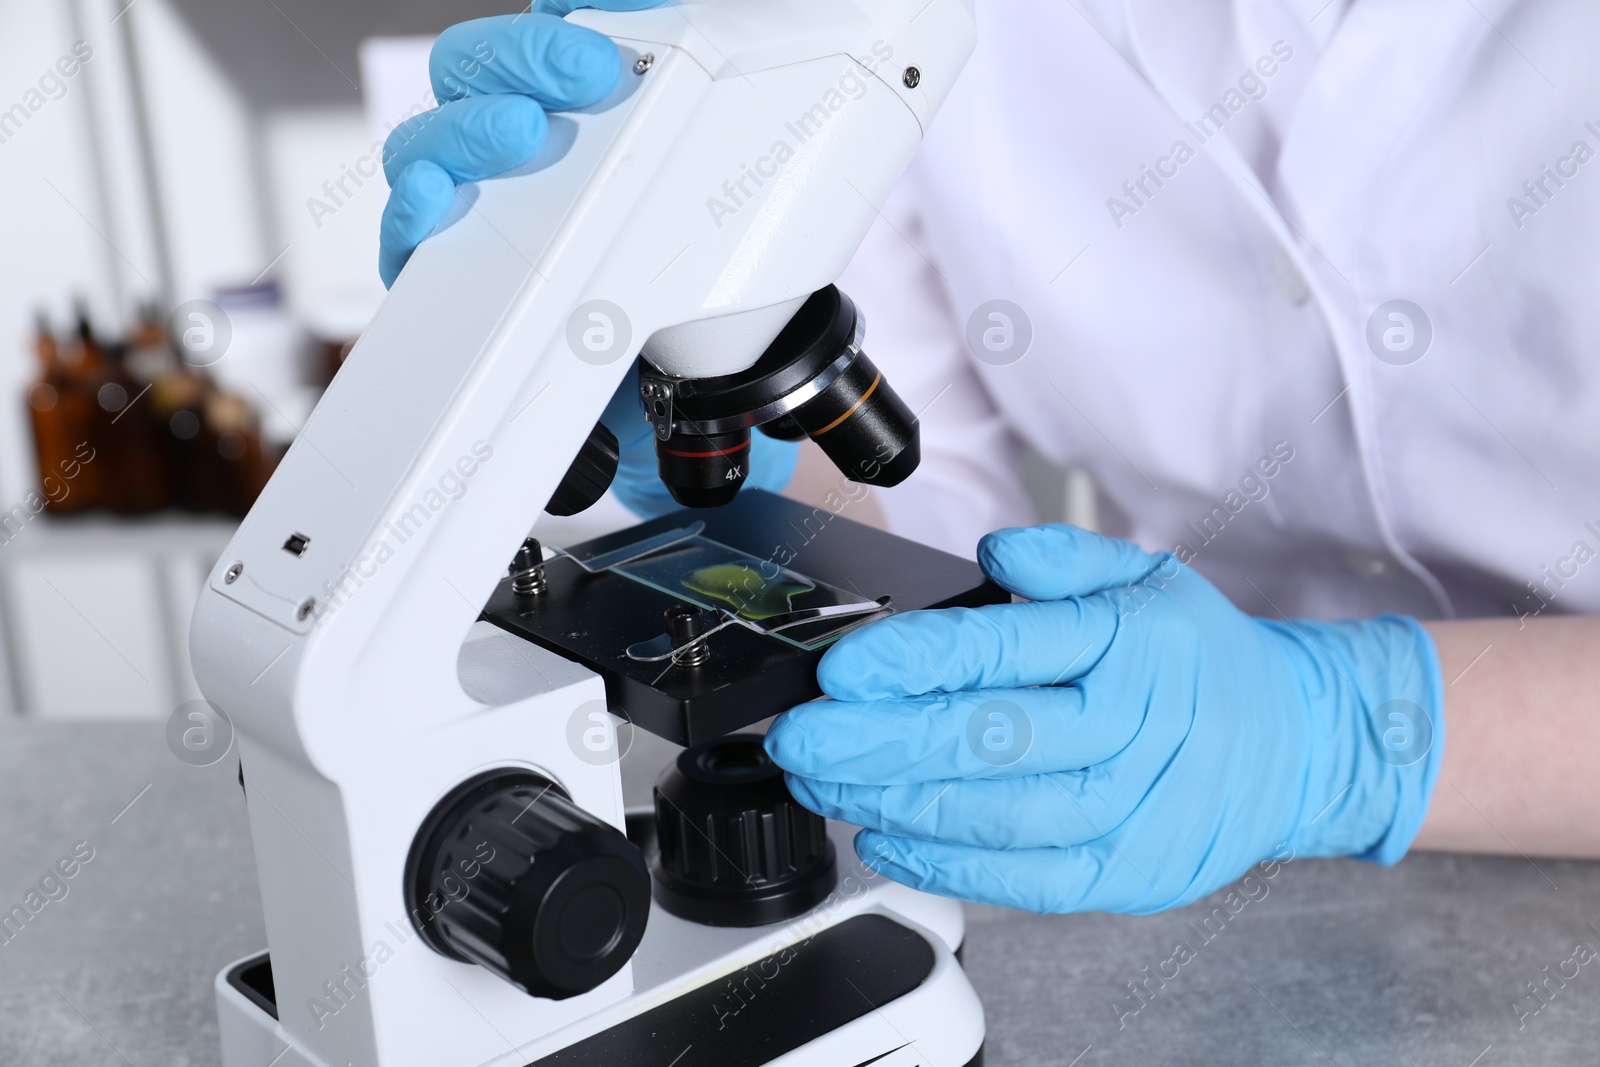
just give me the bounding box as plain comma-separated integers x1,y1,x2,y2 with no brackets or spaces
652,734,836,926
406,769,650,999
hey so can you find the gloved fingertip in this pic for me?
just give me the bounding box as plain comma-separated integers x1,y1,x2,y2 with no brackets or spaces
548,31,620,98
783,774,849,823
381,112,442,187
816,613,938,700
854,830,923,881
762,716,806,769
815,637,880,701
378,161,458,288
474,95,550,163
816,612,967,700
409,159,458,202
976,524,1066,591
980,523,1164,600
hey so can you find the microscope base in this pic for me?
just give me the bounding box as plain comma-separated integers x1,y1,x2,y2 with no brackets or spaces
216,825,986,1067
219,921,979,1067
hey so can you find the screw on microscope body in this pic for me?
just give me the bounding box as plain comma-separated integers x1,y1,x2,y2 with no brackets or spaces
902,66,921,89
225,561,243,584
297,598,316,621
510,537,548,597
633,53,655,76
665,603,710,667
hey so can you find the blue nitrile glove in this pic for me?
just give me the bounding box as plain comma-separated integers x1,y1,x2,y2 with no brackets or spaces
378,2,664,288
600,361,801,519
765,523,1445,914
380,4,798,517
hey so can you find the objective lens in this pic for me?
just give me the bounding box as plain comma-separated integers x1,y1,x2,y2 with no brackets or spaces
756,413,807,442
655,426,749,509
786,349,919,488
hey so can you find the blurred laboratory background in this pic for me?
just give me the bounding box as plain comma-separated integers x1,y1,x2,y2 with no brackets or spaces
0,0,522,721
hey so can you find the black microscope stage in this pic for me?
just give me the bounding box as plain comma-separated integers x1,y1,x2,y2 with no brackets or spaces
481,490,1006,745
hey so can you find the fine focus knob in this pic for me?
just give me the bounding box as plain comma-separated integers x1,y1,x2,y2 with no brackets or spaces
652,734,836,927
546,421,620,517
406,769,650,999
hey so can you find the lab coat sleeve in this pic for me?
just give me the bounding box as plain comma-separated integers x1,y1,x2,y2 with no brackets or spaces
835,176,1036,559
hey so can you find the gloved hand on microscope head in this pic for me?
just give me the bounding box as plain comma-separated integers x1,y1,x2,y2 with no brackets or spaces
378,1,800,518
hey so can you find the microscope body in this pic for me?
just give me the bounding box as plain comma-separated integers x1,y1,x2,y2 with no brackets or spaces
190,3,983,1064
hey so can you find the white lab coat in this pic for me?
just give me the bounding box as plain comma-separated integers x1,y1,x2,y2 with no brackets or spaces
842,0,1600,623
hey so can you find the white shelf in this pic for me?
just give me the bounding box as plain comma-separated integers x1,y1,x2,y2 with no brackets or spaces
2,512,238,554
0,513,237,720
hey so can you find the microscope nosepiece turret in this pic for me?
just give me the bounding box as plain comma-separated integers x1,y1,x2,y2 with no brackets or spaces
640,286,919,509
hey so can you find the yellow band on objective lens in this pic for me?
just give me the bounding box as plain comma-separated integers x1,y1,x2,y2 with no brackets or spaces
810,373,880,435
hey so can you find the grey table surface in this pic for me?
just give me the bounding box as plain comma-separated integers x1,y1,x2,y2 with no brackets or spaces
2,721,1597,1067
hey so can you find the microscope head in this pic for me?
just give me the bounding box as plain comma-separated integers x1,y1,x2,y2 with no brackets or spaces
639,285,918,508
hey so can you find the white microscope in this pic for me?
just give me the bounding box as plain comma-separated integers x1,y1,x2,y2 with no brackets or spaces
191,3,993,1064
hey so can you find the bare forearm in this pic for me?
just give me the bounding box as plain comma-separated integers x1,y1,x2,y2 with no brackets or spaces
1414,616,1600,858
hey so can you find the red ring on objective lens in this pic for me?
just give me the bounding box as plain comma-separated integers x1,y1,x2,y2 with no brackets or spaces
660,440,752,459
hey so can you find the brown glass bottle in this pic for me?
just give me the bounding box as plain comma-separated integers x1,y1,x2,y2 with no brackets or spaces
149,327,228,513
27,310,103,513
204,389,269,516
74,305,171,514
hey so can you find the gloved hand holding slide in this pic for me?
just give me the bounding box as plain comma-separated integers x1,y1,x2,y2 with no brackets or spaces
767,523,1445,914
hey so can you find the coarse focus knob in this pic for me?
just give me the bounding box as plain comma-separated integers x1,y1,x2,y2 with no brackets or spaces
546,421,620,517
406,769,650,999
652,734,836,927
